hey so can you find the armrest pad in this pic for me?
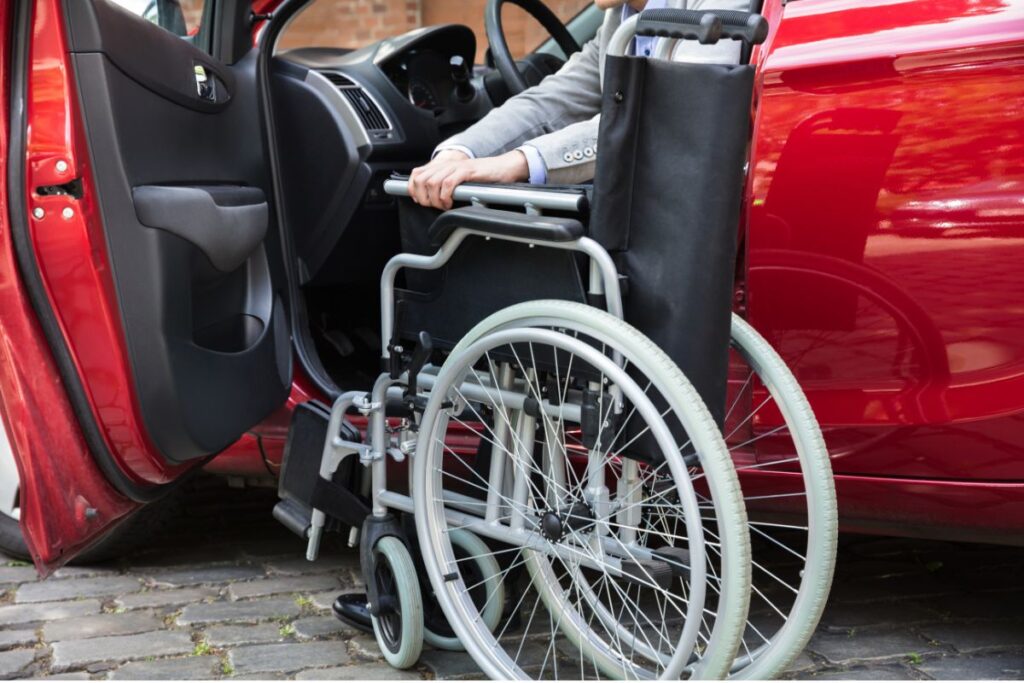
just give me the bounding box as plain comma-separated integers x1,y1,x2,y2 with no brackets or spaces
429,206,585,245
132,185,267,272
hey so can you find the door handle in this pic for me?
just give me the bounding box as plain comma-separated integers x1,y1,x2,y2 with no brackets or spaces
194,65,216,102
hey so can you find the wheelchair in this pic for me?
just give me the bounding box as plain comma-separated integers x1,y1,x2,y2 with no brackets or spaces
297,8,837,680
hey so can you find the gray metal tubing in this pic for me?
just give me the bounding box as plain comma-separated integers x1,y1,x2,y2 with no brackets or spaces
380,229,624,358
307,390,367,561
369,373,399,517
607,14,640,61
414,369,582,423
383,178,586,213
379,490,646,580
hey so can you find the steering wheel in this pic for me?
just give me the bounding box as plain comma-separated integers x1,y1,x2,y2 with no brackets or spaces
485,0,582,96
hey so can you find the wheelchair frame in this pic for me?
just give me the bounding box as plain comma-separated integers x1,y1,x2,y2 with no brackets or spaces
307,177,636,571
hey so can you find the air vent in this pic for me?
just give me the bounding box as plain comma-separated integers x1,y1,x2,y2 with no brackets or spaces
322,72,355,88
319,70,391,132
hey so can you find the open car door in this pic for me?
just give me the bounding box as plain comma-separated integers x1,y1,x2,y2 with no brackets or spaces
3,0,291,571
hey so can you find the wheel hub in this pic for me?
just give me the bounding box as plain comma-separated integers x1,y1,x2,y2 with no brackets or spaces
540,511,564,542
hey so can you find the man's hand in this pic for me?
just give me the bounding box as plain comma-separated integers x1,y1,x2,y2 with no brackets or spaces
408,149,529,210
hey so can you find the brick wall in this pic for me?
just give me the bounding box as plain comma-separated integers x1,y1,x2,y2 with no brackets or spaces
278,0,422,51
278,0,591,61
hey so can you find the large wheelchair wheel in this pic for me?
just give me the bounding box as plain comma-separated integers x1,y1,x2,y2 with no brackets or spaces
413,302,751,679
719,315,837,679
457,301,837,678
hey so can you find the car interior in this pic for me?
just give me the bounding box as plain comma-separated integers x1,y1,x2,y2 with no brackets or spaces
267,2,604,392
54,0,606,466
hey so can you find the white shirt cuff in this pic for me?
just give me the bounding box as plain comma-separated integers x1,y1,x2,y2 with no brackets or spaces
517,145,547,185
432,144,475,159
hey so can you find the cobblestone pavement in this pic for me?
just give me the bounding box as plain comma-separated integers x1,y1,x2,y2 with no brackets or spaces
1,478,1022,680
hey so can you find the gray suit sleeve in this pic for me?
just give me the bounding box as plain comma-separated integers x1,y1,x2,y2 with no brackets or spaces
436,26,604,161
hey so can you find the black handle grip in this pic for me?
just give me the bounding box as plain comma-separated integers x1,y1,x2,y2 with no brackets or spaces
700,9,769,45
635,8,722,45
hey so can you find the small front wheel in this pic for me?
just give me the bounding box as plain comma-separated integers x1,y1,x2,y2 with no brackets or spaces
370,535,424,669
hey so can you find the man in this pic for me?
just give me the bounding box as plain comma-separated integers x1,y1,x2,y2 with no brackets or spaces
408,0,748,210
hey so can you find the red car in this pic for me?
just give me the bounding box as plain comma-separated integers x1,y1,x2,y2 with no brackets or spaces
0,0,1022,572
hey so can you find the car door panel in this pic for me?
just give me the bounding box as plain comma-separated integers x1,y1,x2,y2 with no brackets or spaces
4,0,292,568
65,0,291,463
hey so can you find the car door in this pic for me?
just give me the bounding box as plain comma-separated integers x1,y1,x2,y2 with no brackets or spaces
4,0,292,570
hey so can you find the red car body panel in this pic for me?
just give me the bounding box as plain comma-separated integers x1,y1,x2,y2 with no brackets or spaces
2,0,1024,570
0,0,140,573
23,0,196,489
747,0,1024,475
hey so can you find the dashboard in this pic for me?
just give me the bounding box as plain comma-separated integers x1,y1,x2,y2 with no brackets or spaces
382,48,456,113
270,25,491,286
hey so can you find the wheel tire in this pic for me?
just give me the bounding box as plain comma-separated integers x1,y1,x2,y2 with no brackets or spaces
727,315,837,680
423,528,505,652
371,535,424,669
415,301,752,680
0,513,29,559
449,301,836,679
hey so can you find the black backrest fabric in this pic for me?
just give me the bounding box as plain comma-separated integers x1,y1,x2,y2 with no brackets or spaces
591,56,754,431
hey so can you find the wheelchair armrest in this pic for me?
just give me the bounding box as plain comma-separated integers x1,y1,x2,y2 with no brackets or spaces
383,176,590,214
429,206,585,245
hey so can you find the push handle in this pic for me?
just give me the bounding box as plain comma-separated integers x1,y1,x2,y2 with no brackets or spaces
699,9,769,45
635,8,722,45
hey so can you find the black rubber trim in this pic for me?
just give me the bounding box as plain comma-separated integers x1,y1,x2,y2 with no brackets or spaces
428,205,585,245
256,0,341,401
310,476,370,528
6,0,171,503
635,8,723,45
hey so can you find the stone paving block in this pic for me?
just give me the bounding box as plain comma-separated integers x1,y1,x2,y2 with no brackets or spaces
829,575,958,605
114,586,220,610
807,665,914,679
0,629,36,650
919,621,1024,653
782,652,817,674
205,623,284,647
295,663,423,679
177,598,301,625
417,650,484,680
227,641,350,675
44,611,164,643
109,655,222,680
820,600,938,632
292,615,357,640
51,631,194,671
348,634,383,661
147,565,263,588
0,565,39,584
39,673,93,680
807,628,948,665
918,652,1024,680
309,591,342,612
15,576,143,604
264,555,359,577
227,574,340,601
0,599,102,627
51,566,117,580
0,648,37,678
912,591,1024,622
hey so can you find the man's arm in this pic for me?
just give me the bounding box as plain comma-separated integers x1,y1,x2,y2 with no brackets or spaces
435,27,605,160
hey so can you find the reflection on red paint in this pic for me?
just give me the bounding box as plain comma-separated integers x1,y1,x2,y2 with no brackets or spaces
747,0,1024,483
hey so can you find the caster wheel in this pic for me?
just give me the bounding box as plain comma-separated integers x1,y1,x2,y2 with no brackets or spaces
424,529,505,651
370,536,424,669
